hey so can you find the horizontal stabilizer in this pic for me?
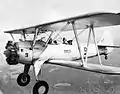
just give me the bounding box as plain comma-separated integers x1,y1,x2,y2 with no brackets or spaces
98,45,120,48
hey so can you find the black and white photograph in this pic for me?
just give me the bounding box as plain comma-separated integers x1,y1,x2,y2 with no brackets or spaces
0,0,120,94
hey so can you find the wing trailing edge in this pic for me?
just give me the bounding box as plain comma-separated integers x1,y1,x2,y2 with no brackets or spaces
98,45,120,48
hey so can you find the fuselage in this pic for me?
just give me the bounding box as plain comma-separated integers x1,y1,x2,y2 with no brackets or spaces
40,43,97,60
15,41,106,63
4,40,109,65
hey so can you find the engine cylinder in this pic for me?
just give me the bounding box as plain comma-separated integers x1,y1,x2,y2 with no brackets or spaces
4,41,19,65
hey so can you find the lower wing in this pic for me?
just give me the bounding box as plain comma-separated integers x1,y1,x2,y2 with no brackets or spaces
45,59,120,75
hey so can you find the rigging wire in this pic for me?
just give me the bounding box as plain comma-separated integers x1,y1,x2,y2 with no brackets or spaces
53,22,69,40
53,23,88,42
71,28,87,41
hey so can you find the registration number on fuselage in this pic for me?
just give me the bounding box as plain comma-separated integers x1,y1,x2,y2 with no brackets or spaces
64,49,71,53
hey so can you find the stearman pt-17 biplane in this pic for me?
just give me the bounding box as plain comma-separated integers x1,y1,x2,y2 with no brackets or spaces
3,12,120,94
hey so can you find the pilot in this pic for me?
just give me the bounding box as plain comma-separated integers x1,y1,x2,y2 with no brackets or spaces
67,40,73,45
63,37,68,44
53,40,57,45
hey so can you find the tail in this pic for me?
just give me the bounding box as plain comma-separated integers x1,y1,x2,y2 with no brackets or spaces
98,31,113,46
98,31,114,53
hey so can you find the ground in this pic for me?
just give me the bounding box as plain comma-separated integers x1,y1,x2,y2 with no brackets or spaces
0,63,120,94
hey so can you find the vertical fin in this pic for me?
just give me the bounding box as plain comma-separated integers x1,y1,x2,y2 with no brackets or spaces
98,31,113,46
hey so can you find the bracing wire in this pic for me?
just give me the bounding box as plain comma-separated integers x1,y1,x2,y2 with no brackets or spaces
53,22,69,40
71,29,86,41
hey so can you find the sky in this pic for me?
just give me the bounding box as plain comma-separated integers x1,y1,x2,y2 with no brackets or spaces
0,0,120,51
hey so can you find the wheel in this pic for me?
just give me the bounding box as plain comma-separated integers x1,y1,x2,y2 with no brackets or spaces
17,73,30,86
33,80,49,94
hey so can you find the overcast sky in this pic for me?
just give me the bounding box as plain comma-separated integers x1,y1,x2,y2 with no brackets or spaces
0,0,120,51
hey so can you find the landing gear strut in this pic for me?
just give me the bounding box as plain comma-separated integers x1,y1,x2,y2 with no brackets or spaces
32,60,49,94
17,64,31,86
105,55,108,60
33,80,49,94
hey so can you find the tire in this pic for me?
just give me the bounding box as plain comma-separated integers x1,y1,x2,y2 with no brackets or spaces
33,80,49,94
17,73,30,86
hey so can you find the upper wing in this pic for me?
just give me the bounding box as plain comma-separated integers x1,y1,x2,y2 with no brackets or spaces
4,12,120,34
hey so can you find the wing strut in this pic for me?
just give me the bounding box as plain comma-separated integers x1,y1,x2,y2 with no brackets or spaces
45,31,54,47
71,21,84,66
71,21,103,67
22,30,26,41
90,24,103,68
10,33,15,41
85,26,92,63
32,28,39,50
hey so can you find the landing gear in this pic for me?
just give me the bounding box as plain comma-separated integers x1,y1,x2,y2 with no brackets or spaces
17,73,30,86
33,80,49,94
105,55,108,60
104,53,108,60
17,64,31,86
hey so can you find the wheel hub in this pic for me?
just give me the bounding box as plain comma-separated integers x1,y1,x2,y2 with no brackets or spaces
33,80,49,94
38,86,46,94
21,76,27,82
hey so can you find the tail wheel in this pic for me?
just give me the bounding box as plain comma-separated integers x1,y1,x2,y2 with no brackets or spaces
17,73,30,86
105,55,108,60
33,80,49,94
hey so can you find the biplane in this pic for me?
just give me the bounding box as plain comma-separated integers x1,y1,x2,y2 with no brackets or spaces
3,12,120,94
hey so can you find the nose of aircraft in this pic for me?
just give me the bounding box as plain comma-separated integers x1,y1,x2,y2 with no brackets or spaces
4,41,19,65
4,49,10,57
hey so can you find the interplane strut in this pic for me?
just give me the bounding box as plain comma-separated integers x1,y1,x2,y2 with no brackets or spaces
71,21,103,68
32,28,39,50
71,21,84,66
84,26,92,63
10,33,15,41
22,30,26,41
90,24,103,68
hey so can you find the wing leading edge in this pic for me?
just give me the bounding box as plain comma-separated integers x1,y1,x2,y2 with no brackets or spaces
46,59,120,75
4,12,120,34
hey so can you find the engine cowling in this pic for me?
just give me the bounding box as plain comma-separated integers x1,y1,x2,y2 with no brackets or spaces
4,41,19,65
